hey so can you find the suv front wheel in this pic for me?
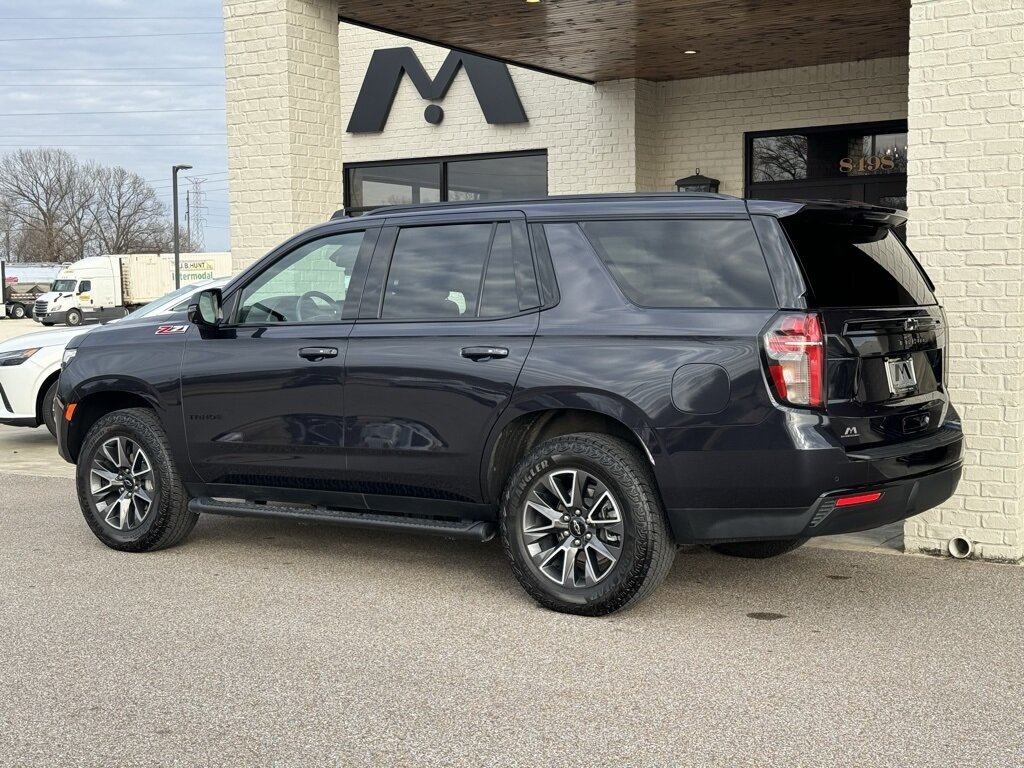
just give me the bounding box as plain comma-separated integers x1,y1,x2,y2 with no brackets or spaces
76,407,198,552
501,432,675,616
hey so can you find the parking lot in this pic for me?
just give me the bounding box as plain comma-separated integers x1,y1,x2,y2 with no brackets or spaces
1,318,1022,767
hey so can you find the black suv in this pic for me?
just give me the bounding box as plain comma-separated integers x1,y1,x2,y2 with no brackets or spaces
57,194,963,615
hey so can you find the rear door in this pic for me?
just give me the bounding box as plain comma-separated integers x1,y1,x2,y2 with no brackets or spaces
779,211,948,448
343,212,540,505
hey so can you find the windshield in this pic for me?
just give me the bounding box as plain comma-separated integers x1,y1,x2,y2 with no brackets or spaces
128,283,206,320
52,279,77,292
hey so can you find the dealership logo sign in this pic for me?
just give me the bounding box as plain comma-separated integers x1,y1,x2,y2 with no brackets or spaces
346,47,528,133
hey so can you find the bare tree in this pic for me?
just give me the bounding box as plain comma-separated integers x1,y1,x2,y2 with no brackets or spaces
0,193,15,262
91,165,170,254
0,148,177,262
0,148,89,263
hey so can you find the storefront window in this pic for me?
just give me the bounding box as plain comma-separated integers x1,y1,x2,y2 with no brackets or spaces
447,154,548,202
344,151,547,216
746,121,908,213
751,124,907,183
349,163,441,209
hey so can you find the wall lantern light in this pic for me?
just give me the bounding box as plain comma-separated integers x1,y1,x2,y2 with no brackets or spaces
675,168,720,194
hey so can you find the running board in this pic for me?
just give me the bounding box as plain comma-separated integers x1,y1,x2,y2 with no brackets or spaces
189,497,496,542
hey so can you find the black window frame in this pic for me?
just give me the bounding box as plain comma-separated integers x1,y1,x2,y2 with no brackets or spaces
357,212,540,323
343,150,548,217
744,119,908,197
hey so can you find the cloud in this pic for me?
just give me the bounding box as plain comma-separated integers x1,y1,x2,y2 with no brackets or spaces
0,0,230,249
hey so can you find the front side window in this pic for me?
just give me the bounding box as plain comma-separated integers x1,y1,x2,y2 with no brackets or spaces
581,220,778,309
237,231,365,324
78,281,91,293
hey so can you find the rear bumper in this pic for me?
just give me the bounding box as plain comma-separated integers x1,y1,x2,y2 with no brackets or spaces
667,460,962,543
664,417,965,544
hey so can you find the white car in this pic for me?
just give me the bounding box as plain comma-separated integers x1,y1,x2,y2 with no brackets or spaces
0,278,228,436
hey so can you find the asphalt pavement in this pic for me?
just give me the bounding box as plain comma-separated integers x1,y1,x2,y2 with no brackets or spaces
1,467,1022,767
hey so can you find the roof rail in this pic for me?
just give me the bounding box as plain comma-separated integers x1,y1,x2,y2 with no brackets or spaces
328,192,738,221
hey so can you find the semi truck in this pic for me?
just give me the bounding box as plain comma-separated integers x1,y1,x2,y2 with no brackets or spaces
1,261,60,319
32,252,231,326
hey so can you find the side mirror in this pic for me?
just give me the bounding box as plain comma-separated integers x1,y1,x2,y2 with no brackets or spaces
188,288,223,327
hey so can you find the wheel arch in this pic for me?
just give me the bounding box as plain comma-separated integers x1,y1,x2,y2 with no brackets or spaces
65,384,159,462
35,369,61,424
481,393,665,505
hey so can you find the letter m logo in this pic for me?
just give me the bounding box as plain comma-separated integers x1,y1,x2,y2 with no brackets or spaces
346,47,528,133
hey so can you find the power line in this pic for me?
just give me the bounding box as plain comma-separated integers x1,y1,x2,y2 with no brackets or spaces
0,83,224,87
0,143,226,147
0,67,223,71
0,108,223,116
0,16,223,20
0,32,223,42
0,133,226,137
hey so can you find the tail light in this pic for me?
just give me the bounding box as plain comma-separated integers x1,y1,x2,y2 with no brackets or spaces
762,313,825,408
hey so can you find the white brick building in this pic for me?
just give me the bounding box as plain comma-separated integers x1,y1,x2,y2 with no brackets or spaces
223,0,1024,563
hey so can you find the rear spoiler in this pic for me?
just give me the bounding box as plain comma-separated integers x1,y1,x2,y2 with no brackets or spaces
746,199,907,230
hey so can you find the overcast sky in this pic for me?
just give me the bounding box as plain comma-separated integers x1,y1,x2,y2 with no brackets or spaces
0,0,230,250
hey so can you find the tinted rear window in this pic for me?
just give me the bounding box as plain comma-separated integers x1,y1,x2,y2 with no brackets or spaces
581,219,777,308
782,220,935,307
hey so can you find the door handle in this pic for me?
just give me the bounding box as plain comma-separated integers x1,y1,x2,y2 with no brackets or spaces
298,346,338,362
461,346,509,361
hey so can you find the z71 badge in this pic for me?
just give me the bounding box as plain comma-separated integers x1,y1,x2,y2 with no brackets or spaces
155,324,189,335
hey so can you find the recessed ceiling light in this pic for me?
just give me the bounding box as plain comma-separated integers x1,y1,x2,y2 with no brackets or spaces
526,0,541,3
683,49,698,55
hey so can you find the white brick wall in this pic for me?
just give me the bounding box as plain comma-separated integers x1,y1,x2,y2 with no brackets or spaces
904,0,1024,562
652,58,910,195
224,0,342,271
338,25,642,195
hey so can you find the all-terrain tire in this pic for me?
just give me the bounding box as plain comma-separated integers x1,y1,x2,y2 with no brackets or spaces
76,407,198,552
41,379,58,437
501,432,675,616
711,538,809,559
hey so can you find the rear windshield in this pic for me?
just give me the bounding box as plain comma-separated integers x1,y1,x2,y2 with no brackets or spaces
782,219,936,307
581,219,777,308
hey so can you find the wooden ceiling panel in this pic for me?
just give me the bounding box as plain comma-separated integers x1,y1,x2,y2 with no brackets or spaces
338,0,910,82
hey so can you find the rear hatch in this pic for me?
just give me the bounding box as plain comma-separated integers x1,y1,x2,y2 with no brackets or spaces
780,206,949,449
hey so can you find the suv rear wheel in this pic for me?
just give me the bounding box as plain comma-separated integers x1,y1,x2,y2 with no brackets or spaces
76,407,198,552
711,538,808,559
501,432,675,616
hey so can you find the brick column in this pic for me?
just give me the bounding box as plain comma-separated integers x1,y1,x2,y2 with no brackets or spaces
223,0,342,271
904,0,1024,561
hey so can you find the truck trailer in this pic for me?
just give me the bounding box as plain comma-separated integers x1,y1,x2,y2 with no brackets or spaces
1,261,60,319
32,252,231,326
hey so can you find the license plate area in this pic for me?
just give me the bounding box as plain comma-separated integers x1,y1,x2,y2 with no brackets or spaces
884,356,917,397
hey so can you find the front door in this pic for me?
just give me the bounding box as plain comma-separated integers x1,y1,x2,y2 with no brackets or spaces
344,215,540,505
181,227,375,492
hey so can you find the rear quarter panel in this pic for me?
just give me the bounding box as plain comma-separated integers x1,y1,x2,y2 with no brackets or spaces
506,221,781,509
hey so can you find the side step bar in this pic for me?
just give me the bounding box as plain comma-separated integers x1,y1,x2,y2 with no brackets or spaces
189,497,497,542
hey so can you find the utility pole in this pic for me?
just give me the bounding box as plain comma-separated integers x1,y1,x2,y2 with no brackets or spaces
171,164,192,289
